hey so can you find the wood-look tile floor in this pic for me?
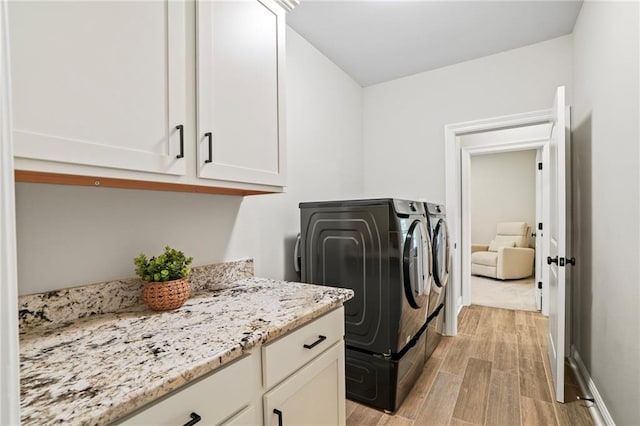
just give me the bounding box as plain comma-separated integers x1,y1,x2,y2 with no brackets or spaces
346,305,594,426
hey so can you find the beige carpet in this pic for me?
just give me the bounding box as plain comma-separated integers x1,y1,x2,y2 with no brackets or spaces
470,275,537,311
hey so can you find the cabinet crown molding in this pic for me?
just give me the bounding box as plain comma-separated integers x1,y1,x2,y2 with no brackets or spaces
273,0,299,12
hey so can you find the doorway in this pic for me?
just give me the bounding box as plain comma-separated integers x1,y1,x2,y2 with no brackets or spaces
459,124,550,318
443,110,554,336
467,147,540,312
444,86,571,404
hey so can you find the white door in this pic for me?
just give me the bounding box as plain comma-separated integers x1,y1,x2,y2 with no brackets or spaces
196,0,286,187
547,86,571,403
9,1,186,176
535,148,543,311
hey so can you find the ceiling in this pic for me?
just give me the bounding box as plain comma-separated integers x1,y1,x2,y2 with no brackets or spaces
287,1,583,87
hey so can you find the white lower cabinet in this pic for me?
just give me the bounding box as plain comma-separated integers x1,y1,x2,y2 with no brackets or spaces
118,352,261,426
263,342,346,426
223,405,259,426
262,307,344,389
117,307,346,426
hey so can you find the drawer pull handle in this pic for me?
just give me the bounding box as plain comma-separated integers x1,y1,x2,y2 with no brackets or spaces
176,124,185,159
273,409,283,426
303,335,327,350
183,412,201,426
204,132,213,164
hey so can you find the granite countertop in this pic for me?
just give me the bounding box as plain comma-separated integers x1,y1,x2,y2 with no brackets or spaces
19,276,353,425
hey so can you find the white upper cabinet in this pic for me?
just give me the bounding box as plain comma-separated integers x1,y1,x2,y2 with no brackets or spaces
9,0,292,194
9,1,187,176
197,0,286,187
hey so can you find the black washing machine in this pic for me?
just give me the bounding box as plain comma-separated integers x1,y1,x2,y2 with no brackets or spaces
299,198,432,412
424,202,451,358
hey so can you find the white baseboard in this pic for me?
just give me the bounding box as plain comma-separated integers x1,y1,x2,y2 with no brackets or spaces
571,345,615,426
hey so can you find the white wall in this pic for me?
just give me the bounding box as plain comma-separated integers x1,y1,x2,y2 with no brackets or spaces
571,2,640,424
15,27,364,295
469,150,536,245
362,35,572,202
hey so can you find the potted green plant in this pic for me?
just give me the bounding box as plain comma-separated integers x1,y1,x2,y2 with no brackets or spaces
134,246,193,311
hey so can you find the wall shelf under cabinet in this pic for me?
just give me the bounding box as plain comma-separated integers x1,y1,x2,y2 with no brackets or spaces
14,170,275,197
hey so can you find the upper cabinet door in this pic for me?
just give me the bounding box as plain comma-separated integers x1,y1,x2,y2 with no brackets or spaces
197,0,286,187
9,1,187,176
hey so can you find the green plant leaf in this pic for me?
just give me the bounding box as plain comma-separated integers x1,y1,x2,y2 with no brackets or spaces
133,245,193,283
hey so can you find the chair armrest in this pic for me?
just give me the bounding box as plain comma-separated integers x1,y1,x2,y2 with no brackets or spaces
497,247,535,279
472,244,489,253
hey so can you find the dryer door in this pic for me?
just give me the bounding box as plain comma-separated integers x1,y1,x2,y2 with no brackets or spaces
432,218,451,288
402,220,431,309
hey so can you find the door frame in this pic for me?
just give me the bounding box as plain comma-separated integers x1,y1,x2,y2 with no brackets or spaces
444,109,553,335
0,0,21,422
535,148,543,311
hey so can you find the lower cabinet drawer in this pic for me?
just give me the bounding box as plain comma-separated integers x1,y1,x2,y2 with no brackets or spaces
117,352,260,425
262,307,344,389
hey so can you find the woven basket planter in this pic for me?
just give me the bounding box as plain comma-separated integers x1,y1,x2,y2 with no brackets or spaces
142,276,190,311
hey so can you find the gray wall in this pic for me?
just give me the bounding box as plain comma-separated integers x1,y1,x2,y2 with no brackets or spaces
572,2,640,424
362,35,573,203
470,150,537,245
14,5,640,424
15,27,364,295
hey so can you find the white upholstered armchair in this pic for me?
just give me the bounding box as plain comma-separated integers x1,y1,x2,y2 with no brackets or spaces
471,222,534,280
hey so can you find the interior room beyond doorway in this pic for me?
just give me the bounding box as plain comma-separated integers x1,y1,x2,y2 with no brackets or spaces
469,149,538,311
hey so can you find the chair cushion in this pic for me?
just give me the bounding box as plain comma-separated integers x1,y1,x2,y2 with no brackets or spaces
495,235,527,248
488,239,516,252
471,263,497,278
471,251,498,267
497,222,528,236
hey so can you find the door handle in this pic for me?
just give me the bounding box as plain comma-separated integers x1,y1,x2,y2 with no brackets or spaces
294,234,301,273
547,256,558,265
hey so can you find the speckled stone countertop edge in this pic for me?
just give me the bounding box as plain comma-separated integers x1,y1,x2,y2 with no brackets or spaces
19,277,354,425
108,295,351,425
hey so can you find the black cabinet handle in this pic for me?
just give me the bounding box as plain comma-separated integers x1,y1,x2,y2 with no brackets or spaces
303,335,327,350
567,257,576,266
273,409,283,426
547,256,558,265
182,412,201,426
204,132,213,164
176,125,184,159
